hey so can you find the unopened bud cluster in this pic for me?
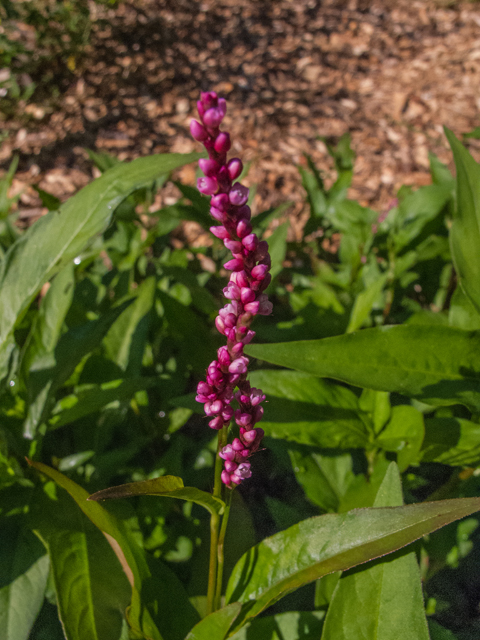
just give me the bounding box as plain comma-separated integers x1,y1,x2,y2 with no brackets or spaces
191,92,272,487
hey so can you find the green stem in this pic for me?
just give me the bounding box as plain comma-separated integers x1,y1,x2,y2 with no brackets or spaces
214,487,233,611
206,425,228,615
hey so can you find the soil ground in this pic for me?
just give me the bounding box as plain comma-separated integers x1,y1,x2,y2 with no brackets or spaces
2,0,480,235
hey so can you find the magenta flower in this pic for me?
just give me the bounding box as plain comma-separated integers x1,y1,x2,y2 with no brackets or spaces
191,91,272,488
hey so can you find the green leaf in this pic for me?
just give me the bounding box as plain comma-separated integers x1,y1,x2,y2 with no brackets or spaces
375,405,425,471
321,463,430,640
21,263,75,375
229,610,325,640
0,519,49,640
248,370,369,449
226,492,480,631
289,450,354,513
24,298,134,438
28,461,200,640
428,620,459,639
104,277,156,375
448,286,480,330
185,603,241,640
346,274,388,333
49,377,158,429
88,476,225,516
245,325,480,411
0,152,201,361
266,222,288,280
421,417,480,466
445,129,480,314
33,185,61,211
32,489,131,640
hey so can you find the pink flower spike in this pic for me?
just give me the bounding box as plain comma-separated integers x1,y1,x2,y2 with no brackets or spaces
220,444,236,461
211,193,229,210
190,119,208,141
240,287,256,304
229,356,249,374
224,258,244,272
214,132,231,153
224,460,237,473
244,301,260,315
223,282,240,300
199,158,220,177
236,205,251,220
227,158,243,181
224,239,243,253
218,97,227,116
203,107,224,128
197,176,218,195
242,330,255,345
258,294,273,316
231,438,244,451
221,470,232,485
251,264,269,280
210,206,226,222
235,462,252,479
210,225,230,239
209,416,224,430
231,342,244,356
215,315,226,334
242,233,258,252
229,183,249,207
236,220,252,239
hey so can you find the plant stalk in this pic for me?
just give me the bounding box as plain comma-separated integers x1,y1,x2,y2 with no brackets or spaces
206,424,228,615
214,487,233,611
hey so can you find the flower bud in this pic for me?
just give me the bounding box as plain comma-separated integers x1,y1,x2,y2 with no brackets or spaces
211,193,229,210
214,132,231,153
224,258,244,271
229,183,249,207
224,460,237,473
209,416,224,430
221,470,232,485
251,264,269,280
197,176,218,195
203,107,224,128
224,239,243,253
229,356,249,374
236,205,251,220
227,158,243,181
210,225,230,239
199,158,220,176
236,219,252,238
240,287,256,304
242,233,258,252
190,119,208,141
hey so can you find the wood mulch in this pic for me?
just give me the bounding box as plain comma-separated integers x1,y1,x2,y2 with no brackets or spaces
2,0,480,238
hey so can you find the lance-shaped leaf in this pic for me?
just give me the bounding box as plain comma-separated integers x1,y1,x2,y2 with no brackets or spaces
88,476,225,516
248,370,369,449
24,298,134,438
445,129,480,314
321,463,430,640
226,494,480,631
185,603,242,640
245,325,480,411
0,152,201,362
0,519,49,640
32,489,131,640
421,417,480,467
28,461,199,640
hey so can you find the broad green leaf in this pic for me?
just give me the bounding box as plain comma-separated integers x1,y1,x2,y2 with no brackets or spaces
28,461,199,640
21,262,75,376
321,463,430,640
289,450,354,513
246,325,480,411
267,222,288,280
49,377,158,429
0,152,201,361
448,286,480,330
104,277,156,375
185,603,241,640
229,610,325,640
33,489,131,640
226,492,480,630
445,129,480,313
359,389,391,436
375,405,425,471
24,298,134,438
429,153,455,190
393,184,450,251
248,370,369,449
88,476,225,516
421,417,480,466
347,274,388,333
0,519,49,640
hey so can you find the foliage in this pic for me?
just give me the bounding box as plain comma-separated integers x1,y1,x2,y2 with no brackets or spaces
1,127,480,640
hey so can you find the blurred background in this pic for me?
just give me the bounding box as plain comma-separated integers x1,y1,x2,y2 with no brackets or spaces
1,0,479,227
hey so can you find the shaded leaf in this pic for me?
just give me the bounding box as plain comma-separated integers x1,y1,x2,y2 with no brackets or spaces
321,463,430,640
248,370,369,449
185,603,241,640
421,417,480,467
226,492,480,630
246,325,480,411
229,610,325,640
0,152,201,361
267,222,289,280
445,129,480,314
375,405,425,471
88,476,225,516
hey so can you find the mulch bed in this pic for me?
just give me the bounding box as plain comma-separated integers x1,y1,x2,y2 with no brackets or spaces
2,0,480,236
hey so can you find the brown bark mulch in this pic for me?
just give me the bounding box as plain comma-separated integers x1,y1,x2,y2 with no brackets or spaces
2,0,480,236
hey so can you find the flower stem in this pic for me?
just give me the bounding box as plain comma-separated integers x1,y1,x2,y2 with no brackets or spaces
207,425,228,615
214,487,232,611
